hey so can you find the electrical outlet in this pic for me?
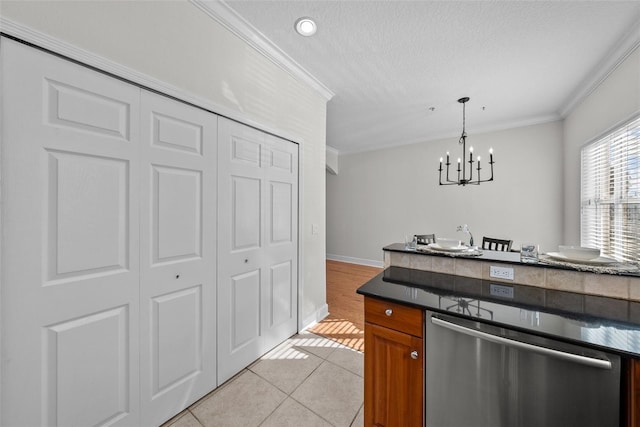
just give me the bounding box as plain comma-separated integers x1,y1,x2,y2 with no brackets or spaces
489,265,514,280
311,224,319,235
490,284,514,299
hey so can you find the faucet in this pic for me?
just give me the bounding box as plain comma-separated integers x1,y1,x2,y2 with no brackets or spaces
457,224,474,247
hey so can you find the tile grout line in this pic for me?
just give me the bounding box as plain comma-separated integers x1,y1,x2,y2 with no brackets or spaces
251,336,362,427
187,409,205,427
164,333,363,427
348,403,365,427
250,353,339,426
255,394,290,427
286,359,361,427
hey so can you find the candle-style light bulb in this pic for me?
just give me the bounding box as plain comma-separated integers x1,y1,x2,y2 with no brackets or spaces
469,146,474,153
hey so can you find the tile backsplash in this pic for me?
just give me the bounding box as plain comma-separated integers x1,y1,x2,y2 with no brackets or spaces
387,251,639,301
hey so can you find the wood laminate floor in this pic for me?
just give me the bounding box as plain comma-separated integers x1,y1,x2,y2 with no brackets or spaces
308,260,383,352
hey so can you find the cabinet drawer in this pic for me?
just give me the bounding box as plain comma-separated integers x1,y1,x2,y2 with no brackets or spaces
365,297,423,338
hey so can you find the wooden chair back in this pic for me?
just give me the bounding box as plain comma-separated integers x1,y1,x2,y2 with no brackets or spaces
482,237,513,252
415,234,436,245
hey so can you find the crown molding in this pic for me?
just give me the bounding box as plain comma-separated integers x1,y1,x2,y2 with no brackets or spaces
325,145,339,174
337,113,562,155
191,0,334,102
0,16,305,145
326,145,340,156
559,20,640,117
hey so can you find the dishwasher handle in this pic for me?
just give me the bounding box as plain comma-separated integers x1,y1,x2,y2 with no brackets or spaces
431,315,612,370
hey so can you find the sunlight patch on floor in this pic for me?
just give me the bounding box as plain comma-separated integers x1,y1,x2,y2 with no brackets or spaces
309,318,364,352
261,346,311,360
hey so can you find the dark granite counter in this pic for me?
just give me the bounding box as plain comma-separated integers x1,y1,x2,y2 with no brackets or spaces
357,266,640,357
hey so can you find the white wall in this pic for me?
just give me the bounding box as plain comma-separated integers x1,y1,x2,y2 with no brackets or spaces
563,47,640,245
0,0,328,326
327,121,564,265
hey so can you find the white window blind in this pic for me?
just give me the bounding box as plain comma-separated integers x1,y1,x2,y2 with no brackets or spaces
581,116,640,263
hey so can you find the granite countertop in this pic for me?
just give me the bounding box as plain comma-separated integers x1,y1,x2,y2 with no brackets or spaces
384,243,640,276
357,266,640,357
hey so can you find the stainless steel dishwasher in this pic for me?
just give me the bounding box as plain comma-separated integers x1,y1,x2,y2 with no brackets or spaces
425,310,622,427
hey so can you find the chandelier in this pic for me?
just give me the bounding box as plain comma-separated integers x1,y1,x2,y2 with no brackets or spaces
438,97,494,186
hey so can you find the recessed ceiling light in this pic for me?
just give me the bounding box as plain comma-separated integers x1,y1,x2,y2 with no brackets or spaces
295,17,317,37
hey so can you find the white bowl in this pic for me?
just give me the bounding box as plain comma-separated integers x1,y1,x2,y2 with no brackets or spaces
558,245,601,261
437,238,462,249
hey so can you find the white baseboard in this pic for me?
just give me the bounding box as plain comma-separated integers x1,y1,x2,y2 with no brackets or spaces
300,303,329,331
326,253,384,268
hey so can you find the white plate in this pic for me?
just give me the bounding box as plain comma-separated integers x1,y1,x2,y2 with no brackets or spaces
428,243,469,252
546,252,618,265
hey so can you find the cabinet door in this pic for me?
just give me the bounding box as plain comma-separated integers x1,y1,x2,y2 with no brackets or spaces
364,322,423,427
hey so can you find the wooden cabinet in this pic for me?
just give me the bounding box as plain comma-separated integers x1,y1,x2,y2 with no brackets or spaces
626,358,640,427
364,297,424,426
364,296,640,427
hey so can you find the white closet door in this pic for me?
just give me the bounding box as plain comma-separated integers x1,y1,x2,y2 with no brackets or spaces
1,39,141,426
217,117,298,384
139,91,217,426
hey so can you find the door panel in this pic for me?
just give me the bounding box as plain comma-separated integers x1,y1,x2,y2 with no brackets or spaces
47,150,130,280
270,261,293,327
46,306,130,427
152,112,204,154
231,270,261,350
45,78,132,140
2,38,141,427
153,166,202,262
232,135,262,166
151,286,203,395
270,181,293,243
232,176,262,250
139,90,217,426
217,118,298,384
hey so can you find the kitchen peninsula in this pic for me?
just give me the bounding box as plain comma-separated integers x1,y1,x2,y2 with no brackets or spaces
383,242,640,299
358,243,640,427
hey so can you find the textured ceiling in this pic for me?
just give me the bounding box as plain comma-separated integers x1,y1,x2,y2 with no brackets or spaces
224,0,640,154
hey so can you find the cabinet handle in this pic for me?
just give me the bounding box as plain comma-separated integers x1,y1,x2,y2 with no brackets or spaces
410,350,418,360
385,309,393,316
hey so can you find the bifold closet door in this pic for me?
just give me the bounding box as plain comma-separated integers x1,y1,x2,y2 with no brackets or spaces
217,117,299,384
1,38,218,427
138,91,217,426
1,38,141,426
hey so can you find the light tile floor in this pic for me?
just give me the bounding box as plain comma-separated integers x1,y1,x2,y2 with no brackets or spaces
161,332,364,427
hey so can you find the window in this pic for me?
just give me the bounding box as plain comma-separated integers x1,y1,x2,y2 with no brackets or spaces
581,116,640,263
